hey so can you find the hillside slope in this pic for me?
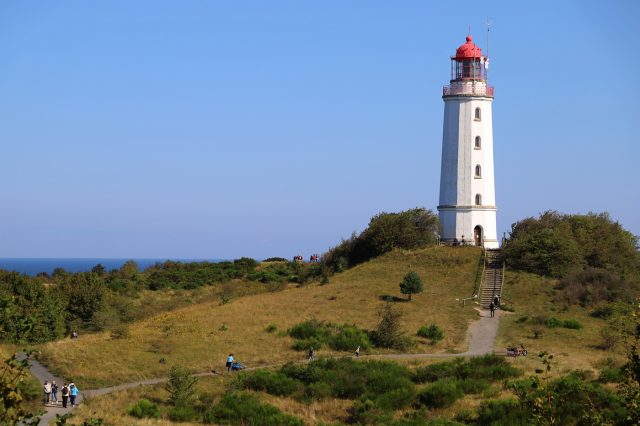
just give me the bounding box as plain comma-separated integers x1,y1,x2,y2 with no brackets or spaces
38,246,482,387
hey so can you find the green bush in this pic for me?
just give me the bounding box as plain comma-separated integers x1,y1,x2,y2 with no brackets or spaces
418,380,463,408
477,398,530,425
417,324,444,343
544,316,562,328
264,324,277,333
288,320,371,352
127,398,159,419
413,355,520,383
327,325,371,351
503,211,640,280
599,367,623,383
204,392,303,426
591,305,614,319
456,378,490,394
239,370,300,396
369,303,411,350
168,405,198,422
562,319,583,329
322,208,439,272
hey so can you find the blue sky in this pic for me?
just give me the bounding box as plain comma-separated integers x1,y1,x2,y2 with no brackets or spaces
1,1,638,259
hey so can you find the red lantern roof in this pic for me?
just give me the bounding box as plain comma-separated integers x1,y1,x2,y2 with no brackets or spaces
455,35,483,60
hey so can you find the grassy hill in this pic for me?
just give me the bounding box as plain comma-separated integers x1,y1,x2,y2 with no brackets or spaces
35,245,637,425
38,246,483,388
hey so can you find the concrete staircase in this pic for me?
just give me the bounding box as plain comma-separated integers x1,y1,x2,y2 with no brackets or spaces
480,249,504,309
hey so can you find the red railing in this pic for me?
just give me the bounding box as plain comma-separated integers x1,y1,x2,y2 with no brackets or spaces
443,85,494,97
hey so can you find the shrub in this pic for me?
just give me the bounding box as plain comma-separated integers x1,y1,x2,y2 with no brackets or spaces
168,405,198,422
127,399,159,419
413,355,520,383
544,316,562,328
205,392,303,426
591,305,614,319
166,365,198,407
477,398,530,425
265,324,277,333
599,367,623,383
328,325,371,351
456,378,490,394
562,319,583,329
239,370,300,396
417,324,444,343
503,211,640,280
288,320,371,352
322,208,439,272
370,303,411,350
418,380,463,408
109,324,130,339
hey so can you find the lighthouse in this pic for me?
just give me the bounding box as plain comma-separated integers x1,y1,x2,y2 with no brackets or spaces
438,35,499,248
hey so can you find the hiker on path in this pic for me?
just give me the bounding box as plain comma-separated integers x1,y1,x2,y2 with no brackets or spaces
226,354,235,372
489,301,495,318
70,383,79,407
51,381,58,404
43,380,51,404
355,346,360,358
307,347,315,361
61,383,70,408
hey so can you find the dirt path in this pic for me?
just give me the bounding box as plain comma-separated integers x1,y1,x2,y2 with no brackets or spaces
25,308,501,425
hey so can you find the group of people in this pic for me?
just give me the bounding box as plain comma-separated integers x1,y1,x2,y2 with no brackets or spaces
43,380,79,408
292,254,320,263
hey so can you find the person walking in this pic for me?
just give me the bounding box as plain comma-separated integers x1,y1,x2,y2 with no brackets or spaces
226,354,235,372
43,381,52,404
307,347,315,361
354,346,360,358
61,383,69,408
489,301,495,318
69,383,79,407
51,381,58,404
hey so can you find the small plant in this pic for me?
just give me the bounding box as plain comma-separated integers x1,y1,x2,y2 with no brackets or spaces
531,327,543,339
599,326,619,350
418,379,463,408
128,399,159,419
562,319,582,329
219,323,228,332
369,303,411,350
417,324,444,343
166,365,198,407
168,405,198,421
265,324,277,333
110,324,130,339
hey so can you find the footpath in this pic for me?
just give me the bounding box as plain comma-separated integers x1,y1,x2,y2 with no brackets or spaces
24,308,501,425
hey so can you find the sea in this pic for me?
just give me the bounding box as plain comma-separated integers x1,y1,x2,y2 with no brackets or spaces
0,258,225,276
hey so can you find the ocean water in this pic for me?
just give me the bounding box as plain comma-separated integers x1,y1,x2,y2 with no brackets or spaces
0,258,224,276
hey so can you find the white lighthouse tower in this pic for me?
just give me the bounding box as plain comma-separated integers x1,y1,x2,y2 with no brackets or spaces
438,35,498,248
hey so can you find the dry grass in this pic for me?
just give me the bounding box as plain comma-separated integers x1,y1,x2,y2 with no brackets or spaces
496,270,627,376
38,246,482,388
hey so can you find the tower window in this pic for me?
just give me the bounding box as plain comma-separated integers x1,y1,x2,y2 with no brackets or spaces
475,165,482,178
474,136,481,149
475,194,482,205
474,107,481,121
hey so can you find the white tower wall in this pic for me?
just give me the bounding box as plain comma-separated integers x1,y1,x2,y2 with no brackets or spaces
438,93,498,248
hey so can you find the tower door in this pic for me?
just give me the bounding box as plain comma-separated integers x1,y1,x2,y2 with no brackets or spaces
474,226,483,246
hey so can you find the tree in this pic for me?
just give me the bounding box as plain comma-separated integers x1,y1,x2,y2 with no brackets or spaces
399,271,424,301
91,264,106,276
0,353,38,424
166,365,198,407
619,299,640,424
369,303,410,349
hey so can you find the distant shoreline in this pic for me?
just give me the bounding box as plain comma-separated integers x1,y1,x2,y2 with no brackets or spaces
0,258,226,276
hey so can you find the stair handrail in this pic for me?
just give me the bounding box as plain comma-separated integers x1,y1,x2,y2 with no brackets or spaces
474,247,487,300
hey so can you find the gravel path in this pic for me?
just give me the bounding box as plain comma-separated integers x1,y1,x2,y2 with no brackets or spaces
24,308,501,425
